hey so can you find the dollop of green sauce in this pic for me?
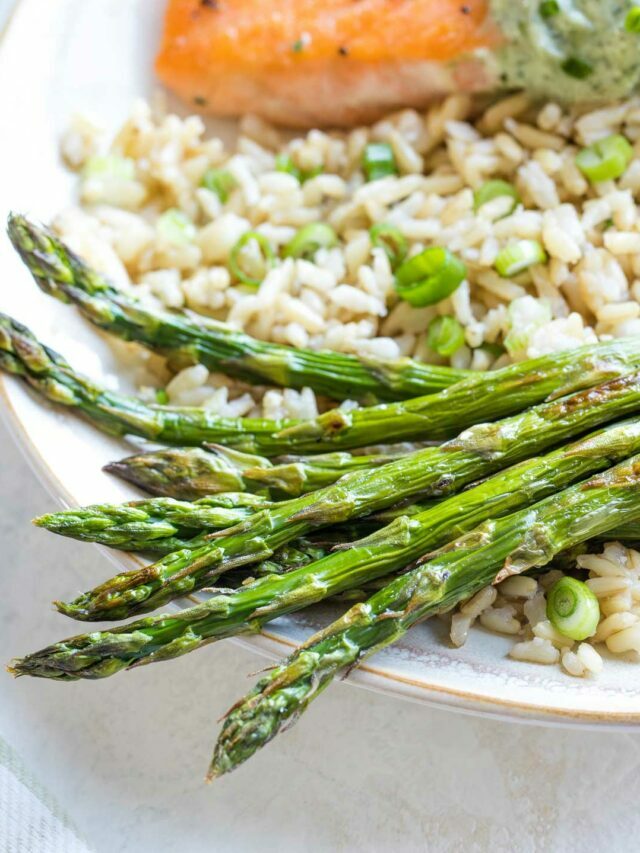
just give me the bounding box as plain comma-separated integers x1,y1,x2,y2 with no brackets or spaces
491,0,640,100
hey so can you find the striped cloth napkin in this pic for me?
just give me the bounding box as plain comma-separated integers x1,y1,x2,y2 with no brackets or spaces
0,736,92,852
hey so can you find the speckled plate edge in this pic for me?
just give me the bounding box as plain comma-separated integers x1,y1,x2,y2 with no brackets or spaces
3,0,640,729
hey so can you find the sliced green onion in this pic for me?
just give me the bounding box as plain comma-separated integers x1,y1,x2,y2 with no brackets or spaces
625,7,640,33
369,223,408,270
504,296,552,357
156,209,196,245
561,57,593,79
284,223,338,259
82,154,135,180
427,315,465,357
201,168,236,202
575,134,634,183
275,153,302,182
546,576,600,641
275,154,323,184
302,166,324,182
362,142,397,182
155,389,169,405
539,0,559,17
395,247,466,307
473,180,520,216
229,231,276,288
494,240,547,277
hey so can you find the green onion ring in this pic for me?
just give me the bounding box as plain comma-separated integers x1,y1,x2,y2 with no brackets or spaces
362,142,397,182
546,576,600,641
575,134,634,183
473,180,520,217
283,223,338,260
494,240,547,277
426,315,465,357
394,247,466,307
369,223,408,270
229,231,276,288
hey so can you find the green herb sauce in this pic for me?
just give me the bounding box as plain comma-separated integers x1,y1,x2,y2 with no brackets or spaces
491,0,640,100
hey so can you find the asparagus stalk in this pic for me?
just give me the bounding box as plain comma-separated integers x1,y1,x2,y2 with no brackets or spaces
0,313,294,447
35,488,378,556
6,308,640,455
105,446,276,500
105,445,399,500
34,480,640,555
54,370,640,621
13,436,640,683
34,494,272,551
35,510,640,558
8,214,469,402
210,452,640,776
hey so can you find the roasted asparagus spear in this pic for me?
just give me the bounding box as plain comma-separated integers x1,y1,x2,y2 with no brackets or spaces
8,214,469,402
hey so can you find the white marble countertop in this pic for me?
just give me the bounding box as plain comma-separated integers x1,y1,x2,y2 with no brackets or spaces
2,419,640,851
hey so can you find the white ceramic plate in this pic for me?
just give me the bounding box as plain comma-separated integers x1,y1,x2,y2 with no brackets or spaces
3,0,640,727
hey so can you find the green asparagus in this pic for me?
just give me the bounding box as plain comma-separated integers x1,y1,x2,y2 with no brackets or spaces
105,444,400,500
54,370,640,621
106,446,276,499
6,308,640,455
13,438,640,683
34,494,272,551
0,313,298,448
34,483,640,556
8,214,469,402
209,452,640,776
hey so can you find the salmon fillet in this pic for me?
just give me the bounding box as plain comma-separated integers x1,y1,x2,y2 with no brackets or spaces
155,0,500,127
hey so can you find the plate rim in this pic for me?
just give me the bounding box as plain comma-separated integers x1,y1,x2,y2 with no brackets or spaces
3,0,640,730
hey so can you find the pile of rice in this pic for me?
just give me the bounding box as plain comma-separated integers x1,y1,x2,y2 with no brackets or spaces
56,93,640,676
449,544,640,678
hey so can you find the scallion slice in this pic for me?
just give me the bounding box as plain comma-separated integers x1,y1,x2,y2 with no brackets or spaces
201,168,236,202
156,209,196,245
275,154,302,182
82,154,135,181
546,577,600,641
275,154,322,183
395,247,466,307
561,57,593,80
626,6,640,33
575,134,634,183
362,142,397,182
229,231,276,288
539,0,560,18
494,240,547,277
369,223,408,270
155,389,169,405
473,180,520,216
284,223,338,259
427,315,465,357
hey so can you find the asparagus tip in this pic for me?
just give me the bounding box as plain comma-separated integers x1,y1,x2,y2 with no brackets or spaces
103,461,126,475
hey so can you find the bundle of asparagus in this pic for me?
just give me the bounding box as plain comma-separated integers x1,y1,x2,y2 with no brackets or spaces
6,216,640,782
47,366,640,622
20,417,640,680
